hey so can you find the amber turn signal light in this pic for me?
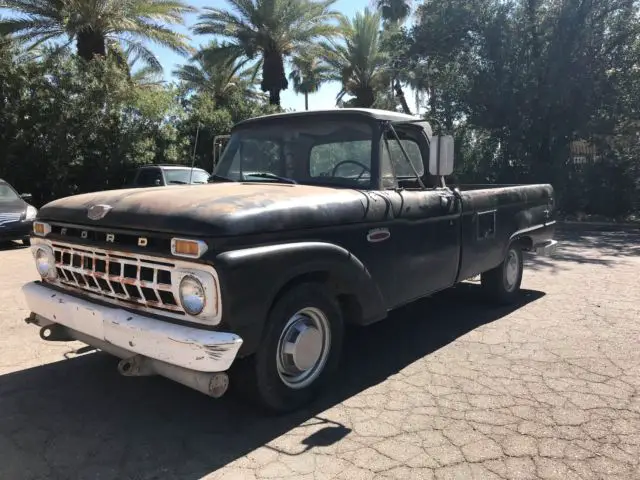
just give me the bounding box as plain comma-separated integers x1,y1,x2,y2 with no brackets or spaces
33,222,51,236
171,238,208,258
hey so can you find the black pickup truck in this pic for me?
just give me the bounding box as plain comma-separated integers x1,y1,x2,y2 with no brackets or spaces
22,108,557,412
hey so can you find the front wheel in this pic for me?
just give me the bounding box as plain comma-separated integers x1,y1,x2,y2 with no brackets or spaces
235,282,344,413
481,244,524,304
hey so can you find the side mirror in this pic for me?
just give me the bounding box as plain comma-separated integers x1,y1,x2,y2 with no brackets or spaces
154,179,162,186
20,193,33,202
429,135,455,176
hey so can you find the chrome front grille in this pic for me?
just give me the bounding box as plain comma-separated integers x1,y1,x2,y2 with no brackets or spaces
51,242,184,315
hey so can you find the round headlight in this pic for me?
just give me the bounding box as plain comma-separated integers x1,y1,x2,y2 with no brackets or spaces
35,248,56,279
179,275,206,316
24,205,38,222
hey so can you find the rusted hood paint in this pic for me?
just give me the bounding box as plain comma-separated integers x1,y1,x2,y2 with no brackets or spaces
37,183,371,236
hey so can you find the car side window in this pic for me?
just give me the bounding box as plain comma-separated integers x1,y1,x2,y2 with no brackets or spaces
136,168,163,186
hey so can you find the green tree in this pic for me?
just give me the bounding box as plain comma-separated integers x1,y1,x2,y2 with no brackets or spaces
288,54,331,110
0,51,187,203
323,8,388,108
0,0,195,71
193,0,341,106
409,0,640,216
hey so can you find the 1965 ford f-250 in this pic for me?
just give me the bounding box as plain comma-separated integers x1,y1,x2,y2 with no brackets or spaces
22,108,557,412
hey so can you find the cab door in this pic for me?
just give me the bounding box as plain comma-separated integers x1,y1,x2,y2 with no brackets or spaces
392,190,461,305
380,125,462,307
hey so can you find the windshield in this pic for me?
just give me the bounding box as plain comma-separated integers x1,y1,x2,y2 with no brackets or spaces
212,120,374,188
165,169,210,184
0,183,20,202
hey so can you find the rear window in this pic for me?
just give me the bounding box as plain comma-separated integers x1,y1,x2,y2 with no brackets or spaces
165,169,209,185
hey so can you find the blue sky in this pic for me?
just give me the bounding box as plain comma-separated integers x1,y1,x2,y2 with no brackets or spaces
150,0,414,112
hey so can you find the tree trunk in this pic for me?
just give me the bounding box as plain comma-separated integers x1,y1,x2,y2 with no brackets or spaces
268,89,281,106
304,92,309,111
76,28,106,61
429,85,436,115
394,80,413,115
261,48,287,106
353,86,375,108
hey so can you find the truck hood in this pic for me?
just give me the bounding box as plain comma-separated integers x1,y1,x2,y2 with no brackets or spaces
37,183,371,236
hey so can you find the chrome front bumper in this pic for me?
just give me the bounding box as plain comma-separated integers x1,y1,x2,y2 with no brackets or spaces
22,282,242,372
534,240,559,256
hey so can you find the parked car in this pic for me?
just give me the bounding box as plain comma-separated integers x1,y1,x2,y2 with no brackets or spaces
0,178,37,245
124,165,210,187
22,108,557,413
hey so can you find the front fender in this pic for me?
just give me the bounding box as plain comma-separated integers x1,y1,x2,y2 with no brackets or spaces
214,242,387,356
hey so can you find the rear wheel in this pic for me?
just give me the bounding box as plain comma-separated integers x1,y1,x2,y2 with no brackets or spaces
233,282,344,413
481,244,524,304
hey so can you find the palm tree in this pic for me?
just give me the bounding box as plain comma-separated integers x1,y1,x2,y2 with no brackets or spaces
377,0,413,114
193,0,341,107
377,0,411,26
288,54,331,110
174,42,260,106
322,8,388,108
0,0,195,71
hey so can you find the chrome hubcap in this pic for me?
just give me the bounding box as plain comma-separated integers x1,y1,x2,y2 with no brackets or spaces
276,307,331,389
504,250,520,291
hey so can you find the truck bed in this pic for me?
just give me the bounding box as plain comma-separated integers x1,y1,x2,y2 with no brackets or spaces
455,183,555,282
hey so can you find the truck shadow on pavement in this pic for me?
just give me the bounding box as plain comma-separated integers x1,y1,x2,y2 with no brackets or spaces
0,284,544,479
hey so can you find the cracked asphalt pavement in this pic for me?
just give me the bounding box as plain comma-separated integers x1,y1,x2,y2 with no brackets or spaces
0,226,639,480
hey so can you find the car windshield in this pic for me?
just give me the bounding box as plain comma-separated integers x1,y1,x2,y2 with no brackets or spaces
0,183,20,202
211,119,374,188
165,169,210,184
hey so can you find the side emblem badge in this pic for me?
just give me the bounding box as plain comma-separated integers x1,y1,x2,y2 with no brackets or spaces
367,228,391,243
87,204,112,221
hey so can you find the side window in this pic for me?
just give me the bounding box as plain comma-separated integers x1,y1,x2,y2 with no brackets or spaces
383,136,425,178
309,140,371,179
380,138,398,189
136,168,163,186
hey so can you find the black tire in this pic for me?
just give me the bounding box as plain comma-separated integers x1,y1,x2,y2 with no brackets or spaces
481,243,524,304
22,237,31,246
233,282,344,413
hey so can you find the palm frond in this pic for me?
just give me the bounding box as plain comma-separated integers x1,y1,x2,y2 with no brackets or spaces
128,0,197,24
131,64,165,86
118,37,163,73
174,42,260,102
